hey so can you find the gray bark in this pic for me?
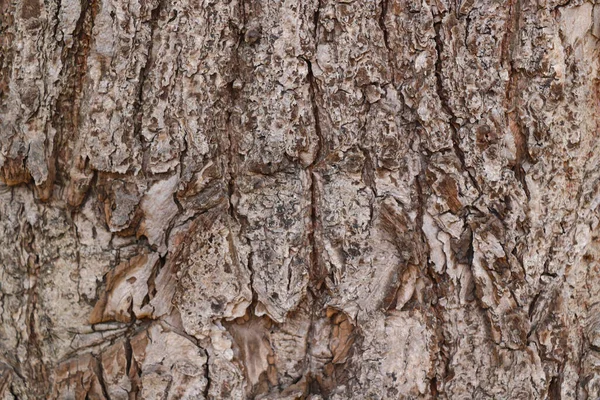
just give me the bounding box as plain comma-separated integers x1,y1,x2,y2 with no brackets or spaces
1,0,600,398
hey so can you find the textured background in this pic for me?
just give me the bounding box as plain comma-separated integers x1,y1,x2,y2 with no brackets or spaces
1,0,600,398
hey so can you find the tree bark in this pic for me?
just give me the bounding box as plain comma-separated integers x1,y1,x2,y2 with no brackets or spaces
1,0,600,398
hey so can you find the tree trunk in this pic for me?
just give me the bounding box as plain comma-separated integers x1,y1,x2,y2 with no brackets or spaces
1,0,599,398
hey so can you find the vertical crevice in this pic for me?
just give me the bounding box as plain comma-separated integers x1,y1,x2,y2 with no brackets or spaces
124,336,141,398
53,0,100,191
308,171,325,289
300,0,326,293
548,371,563,400
133,0,165,174
302,0,325,287
203,351,211,399
20,219,47,397
302,56,324,169
8,384,20,400
503,0,531,200
124,337,133,377
378,0,391,54
224,0,244,224
302,53,327,290
93,355,112,400
432,16,481,195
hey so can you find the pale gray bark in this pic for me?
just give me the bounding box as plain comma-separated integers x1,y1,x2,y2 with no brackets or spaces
1,0,600,398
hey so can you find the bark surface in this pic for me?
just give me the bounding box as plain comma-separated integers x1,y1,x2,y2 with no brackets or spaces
1,0,600,398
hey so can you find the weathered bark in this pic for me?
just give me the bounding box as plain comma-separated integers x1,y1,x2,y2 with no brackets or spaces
1,0,600,398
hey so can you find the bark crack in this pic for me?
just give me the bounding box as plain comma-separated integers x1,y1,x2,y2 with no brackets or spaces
134,0,164,174
300,14,325,287
93,354,112,400
203,350,211,399
303,55,327,289
378,0,391,54
503,0,531,200
432,18,481,195
301,56,323,169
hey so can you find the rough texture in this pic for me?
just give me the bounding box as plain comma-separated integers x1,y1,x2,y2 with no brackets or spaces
1,0,600,398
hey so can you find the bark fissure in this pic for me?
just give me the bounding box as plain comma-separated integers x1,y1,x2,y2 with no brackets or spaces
503,0,532,200
93,355,112,400
302,56,323,169
134,0,164,173
432,17,481,194
378,0,391,54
